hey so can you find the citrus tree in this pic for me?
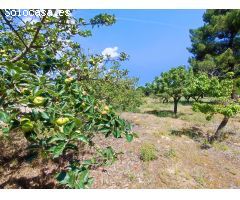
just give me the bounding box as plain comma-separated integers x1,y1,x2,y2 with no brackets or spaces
0,9,134,188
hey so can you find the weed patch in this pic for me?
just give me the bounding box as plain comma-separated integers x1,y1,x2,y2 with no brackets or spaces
212,142,229,151
164,148,177,159
140,143,158,162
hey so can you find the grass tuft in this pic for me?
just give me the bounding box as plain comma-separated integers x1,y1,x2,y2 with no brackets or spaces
212,142,229,151
140,143,158,162
164,148,177,159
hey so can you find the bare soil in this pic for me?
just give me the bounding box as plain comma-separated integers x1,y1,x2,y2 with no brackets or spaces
91,112,240,189
1,100,240,188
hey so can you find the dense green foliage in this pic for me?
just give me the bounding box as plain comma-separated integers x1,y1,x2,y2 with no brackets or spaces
0,9,139,188
82,68,143,112
151,66,188,114
188,10,240,77
188,10,240,141
183,71,210,102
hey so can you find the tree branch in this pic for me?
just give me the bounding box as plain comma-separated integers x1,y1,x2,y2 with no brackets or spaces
10,14,48,63
0,10,28,49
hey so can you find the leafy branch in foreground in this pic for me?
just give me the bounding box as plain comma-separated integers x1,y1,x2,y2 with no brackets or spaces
0,9,135,188
193,76,240,142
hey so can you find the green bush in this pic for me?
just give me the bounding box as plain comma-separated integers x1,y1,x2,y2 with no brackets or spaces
140,143,157,162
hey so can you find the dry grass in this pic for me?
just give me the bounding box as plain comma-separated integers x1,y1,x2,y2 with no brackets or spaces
1,97,240,188
139,97,240,136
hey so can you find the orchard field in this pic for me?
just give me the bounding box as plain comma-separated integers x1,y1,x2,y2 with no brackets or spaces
1,97,240,188
1,9,240,188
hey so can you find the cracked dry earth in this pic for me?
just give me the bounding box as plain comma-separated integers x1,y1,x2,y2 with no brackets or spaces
1,111,240,188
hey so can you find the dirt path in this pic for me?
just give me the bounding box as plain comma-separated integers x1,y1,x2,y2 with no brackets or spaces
91,112,240,188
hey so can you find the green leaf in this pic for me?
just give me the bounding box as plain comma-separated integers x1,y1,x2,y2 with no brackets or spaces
41,112,50,120
82,159,94,167
112,129,121,138
63,121,75,134
126,133,133,142
2,127,10,135
77,169,89,188
56,171,69,184
49,142,67,158
0,111,10,123
77,135,89,143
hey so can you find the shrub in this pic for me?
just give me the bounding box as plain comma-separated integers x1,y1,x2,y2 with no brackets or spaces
140,143,157,162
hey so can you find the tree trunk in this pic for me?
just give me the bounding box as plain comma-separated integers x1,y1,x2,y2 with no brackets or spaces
231,83,238,100
173,98,179,115
185,96,190,103
209,116,229,143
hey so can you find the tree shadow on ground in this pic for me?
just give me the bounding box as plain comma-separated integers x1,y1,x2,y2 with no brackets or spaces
170,127,213,150
171,126,206,142
179,101,194,106
145,110,185,118
0,169,58,189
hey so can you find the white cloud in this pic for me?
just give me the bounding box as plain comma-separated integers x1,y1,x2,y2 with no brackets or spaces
102,47,119,59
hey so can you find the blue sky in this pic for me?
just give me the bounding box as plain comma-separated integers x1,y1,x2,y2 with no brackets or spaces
75,10,205,86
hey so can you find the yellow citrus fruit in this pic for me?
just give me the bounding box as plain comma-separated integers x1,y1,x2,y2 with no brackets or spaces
20,117,31,124
82,91,87,95
101,110,108,115
33,96,45,106
20,118,34,132
104,106,110,111
64,77,74,84
56,117,70,126
21,122,34,132
20,88,29,94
